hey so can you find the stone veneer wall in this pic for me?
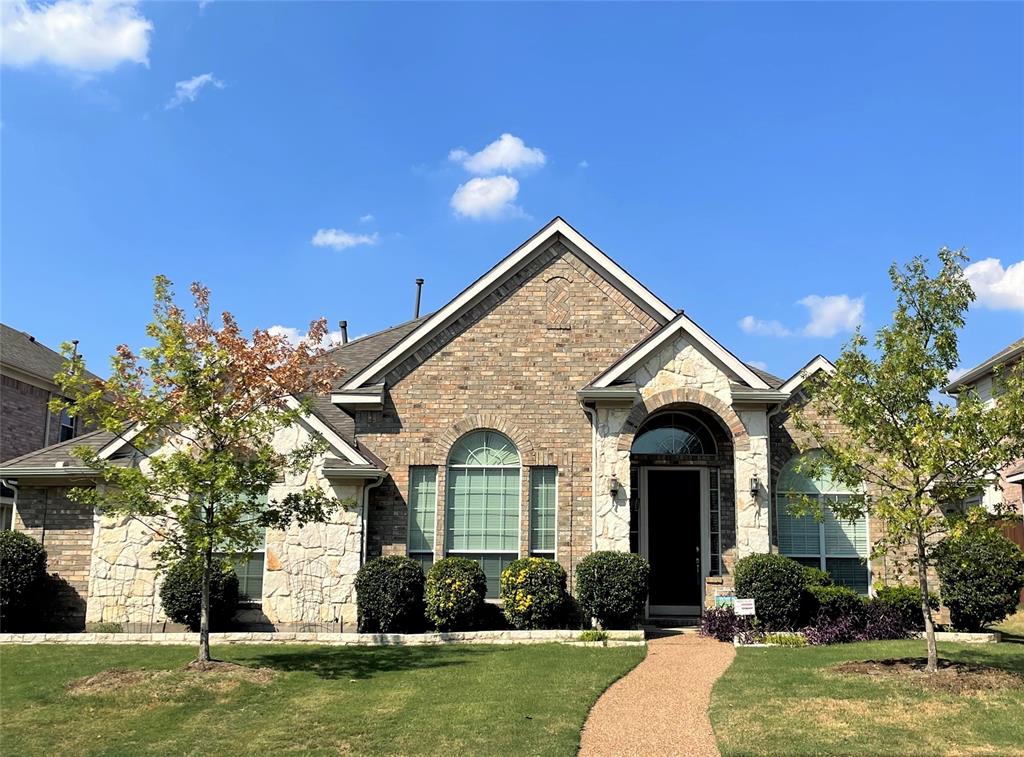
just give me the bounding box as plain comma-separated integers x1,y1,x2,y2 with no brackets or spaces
13,486,94,629
85,422,366,631
356,240,660,587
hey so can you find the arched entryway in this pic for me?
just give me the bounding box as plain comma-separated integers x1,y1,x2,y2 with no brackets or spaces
629,405,735,618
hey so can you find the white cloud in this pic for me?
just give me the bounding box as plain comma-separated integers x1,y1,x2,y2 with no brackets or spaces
359,214,375,224
166,72,224,109
268,325,344,350
450,175,521,219
449,133,546,175
310,228,379,251
578,160,590,169
947,366,969,384
1,0,152,73
798,294,865,337
964,258,1024,311
739,315,791,337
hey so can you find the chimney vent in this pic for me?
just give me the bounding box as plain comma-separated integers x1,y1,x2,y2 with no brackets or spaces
414,278,425,319
338,321,348,345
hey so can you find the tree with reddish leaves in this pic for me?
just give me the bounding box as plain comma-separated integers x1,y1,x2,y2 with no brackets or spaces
53,276,347,662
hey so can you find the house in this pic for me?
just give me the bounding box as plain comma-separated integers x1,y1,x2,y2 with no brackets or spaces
1,323,100,531
0,218,881,631
944,338,1024,516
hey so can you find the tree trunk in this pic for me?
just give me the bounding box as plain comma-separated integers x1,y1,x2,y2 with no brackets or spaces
916,527,938,673
198,541,212,663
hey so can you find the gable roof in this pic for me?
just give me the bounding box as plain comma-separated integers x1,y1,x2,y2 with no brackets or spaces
1,323,101,387
944,337,1024,393
779,354,836,394
0,429,119,475
340,217,678,390
588,312,772,390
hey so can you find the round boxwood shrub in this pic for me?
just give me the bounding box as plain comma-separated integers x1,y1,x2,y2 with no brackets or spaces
0,531,48,631
355,556,426,633
499,557,568,630
159,556,240,632
806,584,864,625
575,551,650,629
425,556,488,631
873,584,938,632
936,526,1024,631
801,566,833,589
733,553,806,630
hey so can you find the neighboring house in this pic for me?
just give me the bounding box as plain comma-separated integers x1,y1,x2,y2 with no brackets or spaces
0,323,100,531
1,218,883,631
944,338,1024,517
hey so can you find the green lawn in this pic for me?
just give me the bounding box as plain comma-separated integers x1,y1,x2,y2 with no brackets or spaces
710,638,1024,756
0,643,645,756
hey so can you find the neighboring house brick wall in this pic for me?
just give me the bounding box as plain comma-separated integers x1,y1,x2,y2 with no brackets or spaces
0,374,72,461
13,486,93,630
357,242,659,586
997,461,1023,516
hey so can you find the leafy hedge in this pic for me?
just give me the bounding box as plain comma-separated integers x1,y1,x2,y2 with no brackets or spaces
159,556,240,632
936,526,1024,631
499,557,567,630
425,557,488,631
355,556,426,633
873,584,938,631
806,584,863,624
734,553,806,630
575,551,650,629
0,531,48,631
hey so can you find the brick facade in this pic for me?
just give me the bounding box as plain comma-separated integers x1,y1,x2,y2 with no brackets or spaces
357,241,658,589
0,373,76,462
13,486,94,630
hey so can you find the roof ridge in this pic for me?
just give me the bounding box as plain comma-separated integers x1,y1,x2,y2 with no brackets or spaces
319,313,433,358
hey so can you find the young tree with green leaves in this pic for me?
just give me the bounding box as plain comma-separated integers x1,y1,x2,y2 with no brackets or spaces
53,276,349,663
792,248,1024,672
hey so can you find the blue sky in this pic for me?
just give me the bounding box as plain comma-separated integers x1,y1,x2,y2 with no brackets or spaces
2,1,1022,382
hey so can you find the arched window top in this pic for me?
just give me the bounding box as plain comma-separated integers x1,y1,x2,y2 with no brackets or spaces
631,411,717,455
778,451,852,495
448,430,520,467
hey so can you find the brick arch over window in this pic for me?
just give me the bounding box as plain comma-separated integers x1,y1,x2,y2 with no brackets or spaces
616,388,750,453
435,414,537,465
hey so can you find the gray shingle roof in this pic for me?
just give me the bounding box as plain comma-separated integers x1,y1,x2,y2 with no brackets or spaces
1,322,102,386
0,429,118,471
746,364,784,390
945,337,1024,392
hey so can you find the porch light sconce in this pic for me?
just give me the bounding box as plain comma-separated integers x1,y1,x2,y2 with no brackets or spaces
609,475,620,498
750,476,760,498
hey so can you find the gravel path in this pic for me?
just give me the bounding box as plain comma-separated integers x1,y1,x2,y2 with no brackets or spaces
578,633,735,757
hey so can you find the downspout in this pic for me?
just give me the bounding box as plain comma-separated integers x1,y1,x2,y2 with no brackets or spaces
579,401,598,553
43,390,53,446
1,478,18,530
360,474,385,566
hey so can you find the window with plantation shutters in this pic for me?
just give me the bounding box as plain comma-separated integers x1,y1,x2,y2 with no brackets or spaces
776,453,870,593
446,430,521,597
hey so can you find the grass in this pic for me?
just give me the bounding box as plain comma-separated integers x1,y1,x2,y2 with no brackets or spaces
0,642,644,756
994,606,1024,642
710,638,1024,756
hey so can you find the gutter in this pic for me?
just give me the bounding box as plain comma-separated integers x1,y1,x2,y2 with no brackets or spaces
360,474,385,566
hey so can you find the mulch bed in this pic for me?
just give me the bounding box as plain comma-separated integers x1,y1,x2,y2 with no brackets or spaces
832,658,1023,695
67,662,276,696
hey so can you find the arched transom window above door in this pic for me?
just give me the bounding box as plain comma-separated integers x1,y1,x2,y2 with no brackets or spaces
776,452,870,593
446,430,521,597
631,411,718,455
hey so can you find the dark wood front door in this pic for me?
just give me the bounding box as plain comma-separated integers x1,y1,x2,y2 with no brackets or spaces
645,469,702,614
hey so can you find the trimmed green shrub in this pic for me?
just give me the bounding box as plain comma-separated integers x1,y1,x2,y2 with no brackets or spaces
763,632,807,647
0,531,48,631
579,629,609,642
355,555,426,633
801,566,833,588
873,584,938,631
734,553,806,630
807,584,864,624
426,556,488,631
499,557,568,630
159,556,240,632
936,526,1024,631
575,551,650,629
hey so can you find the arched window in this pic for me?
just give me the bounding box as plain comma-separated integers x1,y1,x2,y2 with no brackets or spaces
446,430,520,596
776,452,869,593
631,412,718,455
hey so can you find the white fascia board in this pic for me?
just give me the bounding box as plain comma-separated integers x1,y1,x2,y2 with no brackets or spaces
283,395,371,466
97,423,146,460
591,315,770,390
1006,469,1024,484
780,355,836,394
340,217,676,390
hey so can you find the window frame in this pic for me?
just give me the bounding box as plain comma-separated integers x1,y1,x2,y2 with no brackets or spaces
529,466,558,558
58,406,76,443
407,466,437,571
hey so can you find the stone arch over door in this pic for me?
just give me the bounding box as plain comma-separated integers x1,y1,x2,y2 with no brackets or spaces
435,414,538,466
616,388,751,453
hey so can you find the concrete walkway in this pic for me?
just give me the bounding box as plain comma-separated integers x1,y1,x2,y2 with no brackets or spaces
579,633,736,757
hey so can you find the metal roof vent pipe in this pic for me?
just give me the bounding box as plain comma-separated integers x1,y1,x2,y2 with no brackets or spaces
338,321,348,345
414,278,424,319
